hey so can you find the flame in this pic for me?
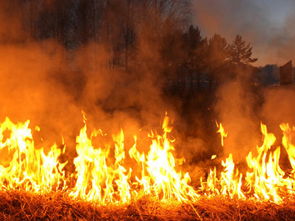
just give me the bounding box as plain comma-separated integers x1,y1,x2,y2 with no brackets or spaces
70,114,198,204
0,117,66,193
129,114,199,202
1,116,295,205
201,123,295,203
281,124,295,172
200,154,244,199
216,122,227,147
245,124,287,203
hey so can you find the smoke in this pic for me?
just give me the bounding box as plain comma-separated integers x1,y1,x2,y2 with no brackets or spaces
213,67,295,165
3,0,295,172
191,0,295,164
0,0,181,157
261,86,295,128
213,66,261,161
0,1,27,42
193,0,295,65
0,41,82,147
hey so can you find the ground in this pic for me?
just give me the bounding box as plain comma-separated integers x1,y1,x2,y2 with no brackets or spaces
0,191,295,220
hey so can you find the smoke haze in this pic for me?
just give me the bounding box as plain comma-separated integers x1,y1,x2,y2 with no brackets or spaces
193,0,295,65
1,0,295,173
0,1,182,155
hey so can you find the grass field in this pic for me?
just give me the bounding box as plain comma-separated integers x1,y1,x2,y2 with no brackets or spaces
0,191,295,220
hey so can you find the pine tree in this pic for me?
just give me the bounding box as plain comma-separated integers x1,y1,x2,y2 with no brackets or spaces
229,35,257,64
208,34,229,66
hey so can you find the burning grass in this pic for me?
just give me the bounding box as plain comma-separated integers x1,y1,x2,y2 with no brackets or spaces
0,191,295,220
2,115,295,220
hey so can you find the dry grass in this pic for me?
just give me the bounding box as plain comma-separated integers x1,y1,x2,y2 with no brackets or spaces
0,191,295,220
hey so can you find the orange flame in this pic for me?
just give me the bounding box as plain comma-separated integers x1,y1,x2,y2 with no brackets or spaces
216,122,227,147
1,116,295,205
0,117,66,193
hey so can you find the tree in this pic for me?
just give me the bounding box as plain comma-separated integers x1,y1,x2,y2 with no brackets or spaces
206,34,229,86
183,25,202,53
228,35,257,64
208,34,229,67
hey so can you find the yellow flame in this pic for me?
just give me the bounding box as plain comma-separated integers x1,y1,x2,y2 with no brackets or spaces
1,116,295,205
69,115,198,204
281,124,295,171
216,122,227,147
200,154,244,199
211,155,217,160
0,117,66,193
201,123,295,203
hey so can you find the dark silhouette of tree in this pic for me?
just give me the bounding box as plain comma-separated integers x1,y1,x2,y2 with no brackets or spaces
206,34,229,87
228,35,257,64
181,25,207,91
208,34,229,66
183,25,202,54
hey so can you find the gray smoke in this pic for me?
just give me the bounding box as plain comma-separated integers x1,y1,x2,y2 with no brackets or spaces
193,0,295,65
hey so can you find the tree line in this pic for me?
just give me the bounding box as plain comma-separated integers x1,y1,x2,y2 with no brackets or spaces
9,0,262,147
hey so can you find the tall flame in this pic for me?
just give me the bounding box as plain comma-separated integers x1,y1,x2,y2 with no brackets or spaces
1,116,295,205
201,123,295,203
69,114,198,204
0,117,66,193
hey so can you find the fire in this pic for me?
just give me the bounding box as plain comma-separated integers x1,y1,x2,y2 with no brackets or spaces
0,117,66,193
201,123,295,203
281,124,295,172
216,122,227,147
69,114,198,204
245,124,288,203
200,153,245,199
0,116,295,205
70,125,133,204
128,114,198,202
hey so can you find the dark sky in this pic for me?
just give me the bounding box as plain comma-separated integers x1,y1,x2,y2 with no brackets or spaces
193,0,295,66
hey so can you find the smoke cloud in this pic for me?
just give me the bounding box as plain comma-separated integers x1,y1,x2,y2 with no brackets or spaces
0,1,180,156
2,0,295,173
